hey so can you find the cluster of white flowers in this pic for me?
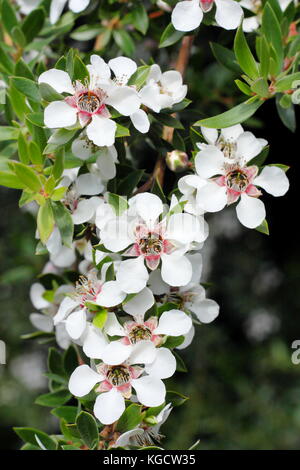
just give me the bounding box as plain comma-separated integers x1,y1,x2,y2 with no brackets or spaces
38,56,187,147
178,125,289,229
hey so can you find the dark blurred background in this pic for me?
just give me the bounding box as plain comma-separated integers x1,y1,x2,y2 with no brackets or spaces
1,22,300,450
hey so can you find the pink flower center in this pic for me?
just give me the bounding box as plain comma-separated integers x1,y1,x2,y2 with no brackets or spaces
128,325,153,344
106,365,131,387
77,91,102,114
225,169,249,193
139,232,164,257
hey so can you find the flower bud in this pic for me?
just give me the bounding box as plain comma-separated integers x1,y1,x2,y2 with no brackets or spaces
166,150,189,173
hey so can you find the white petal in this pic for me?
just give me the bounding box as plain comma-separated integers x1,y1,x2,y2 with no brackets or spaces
72,198,97,224
53,297,79,325
148,270,169,296
139,83,161,113
161,254,192,287
176,325,195,350
69,364,103,397
55,323,71,349
114,429,145,448
75,173,104,196
50,0,67,24
185,253,203,288
106,86,140,116
236,193,266,228
89,55,111,80
166,213,207,244
196,181,227,212
236,131,266,162
38,68,74,94
44,101,77,128
30,313,54,332
96,149,117,180
132,376,165,407
94,389,125,425
128,341,156,365
96,281,126,307
101,341,132,365
104,312,125,337
123,287,154,318
200,126,218,144
134,193,163,225
50,246,76,268
68,0,90,13
82,325,108,359
65,309,86,339
243,16,260,32
160,71,183,92
253,166,289,197
195,145,224,178
192,299,220,323
101,217,133,252
215,0,243,30
130,109,150,134
154,309,192,336
108,57,137,81
145,348,176,379
220,124,244,141
71,137,93,160
30,283,50,310
116,257,149,294
86,116,117,147
171,0,203,32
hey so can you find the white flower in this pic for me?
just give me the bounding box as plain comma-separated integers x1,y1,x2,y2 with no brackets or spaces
50,0,90,24
100,193,208,292
38,57,140,147
171,0,243,33
46,227,77,268
29,283,75,349
192,128,289,228
97,287,191,365
69,357,168,424
53,267,126,340
139,64,187,113
16,0,41,15
241,0,294,32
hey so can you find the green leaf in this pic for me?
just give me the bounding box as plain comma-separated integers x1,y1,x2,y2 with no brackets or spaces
21,7,45,44
11,26,26,48
195,97,263,129
13,161,42,192
210,42,241,74
113,30,135,56
26,112,45,128
14,427,57,450
76,412,99,450
116,404,144,433
116,123,130,138
35,389,72,407
39,83,64,102
1,0,18,34
255,219,269,235
261,3,283,74
92,309,108,329
10,77,40,103
15,58,35,80
159,23,184,48
107,192,129,216
0,126,19,141
153,113,184,129
173,350,188,372
63,345,79,376
29,141,43,165
131,1,149,34
0,44,14,74
51,201,74,247
48,347,65,377
52,147,65,180
74,54,89,82
128,65,150,90
276,95,296,132
165,390,189,407
51,406,78,423
259,36,270,79
234,24,259,80
275,72,300,92
70,25,103,41
251,78,269,98
0,171,26,189
235,79,253,96
37,201,55,243
117,169,144,196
